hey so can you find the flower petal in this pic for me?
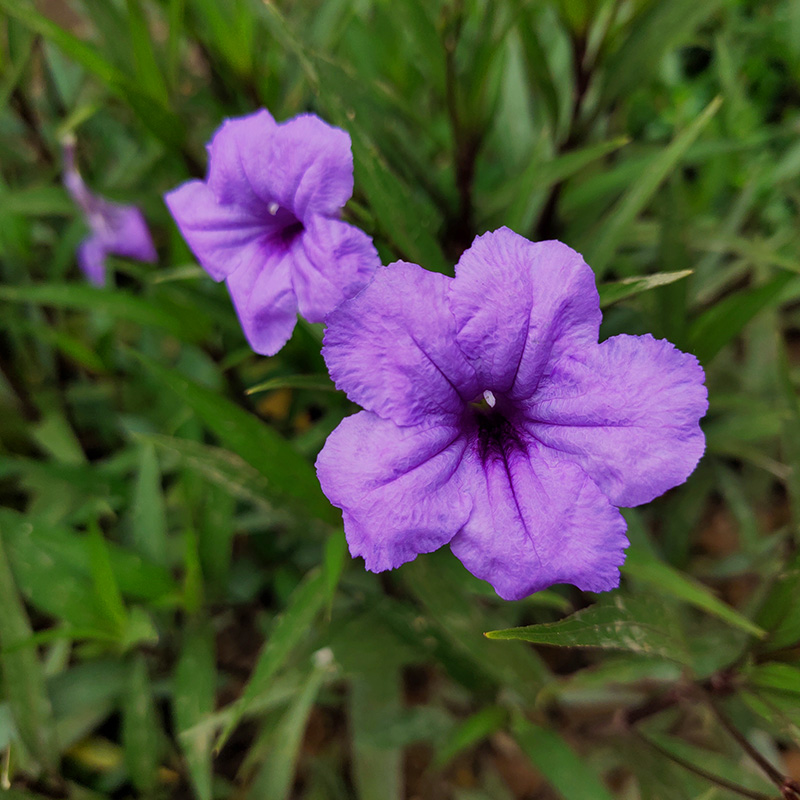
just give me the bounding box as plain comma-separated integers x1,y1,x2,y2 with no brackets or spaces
206,109,278,215
450,228,601,400
291,216,379,323
524,334,708,507
316,411,471,571
450,440,628,600
77,236,107,287
165,180,270,282
323,262,480,426
103,204,157,263
225,246,298,356
211,112,353,220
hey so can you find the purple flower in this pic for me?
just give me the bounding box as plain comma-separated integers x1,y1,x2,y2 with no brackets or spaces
164,109,380,356
63,139,157,287
316,228,708,600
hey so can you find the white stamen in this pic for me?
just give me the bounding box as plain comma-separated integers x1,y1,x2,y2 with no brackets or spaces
268,201,280,215
483,390,496,408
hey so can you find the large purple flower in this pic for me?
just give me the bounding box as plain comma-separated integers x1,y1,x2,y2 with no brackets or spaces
63,139,157,287
165,109,379,356
316,228,708,600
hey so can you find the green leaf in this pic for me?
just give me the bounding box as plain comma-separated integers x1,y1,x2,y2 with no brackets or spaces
345,119,449,272
29,408,86,465
601,0,725,105
349,663,403,800
122,655,163,794
688,271,796,364
778,341,800,543
513,718,616,800
0,532,58,771
495,137,630,232
0,509,176,609
621,548,765,638
87,522,127,636
131,443,168,567
401,554,549,703
586,96,722,277
174,619,216,800
746,663,800,696
215,568,328,751
142,433,274,513
486,593,690,663
125,0,170,106
248,657,330,800
0,0,185,149
433,706,507,769
0,186,73,218
246,374,338,396
598,270,693,308
132,352,337,525
0,283,210,343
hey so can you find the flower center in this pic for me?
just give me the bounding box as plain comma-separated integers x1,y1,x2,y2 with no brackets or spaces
470,389,497,414
468,390,525,461
265,201,304,247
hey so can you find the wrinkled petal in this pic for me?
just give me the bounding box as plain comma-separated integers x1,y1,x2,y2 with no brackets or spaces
206,109,278,214
225,247,298,356
450,440,628,600
291,216,379,323
102,204,157,263
450,228,601,400
77,236,107,287
165,180,274,282
324,262,480,427
212,112,353,221
316,411,471,571
524,334,708,507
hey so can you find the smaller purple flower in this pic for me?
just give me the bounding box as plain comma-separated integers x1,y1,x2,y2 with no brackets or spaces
316,228,708,600
164,109,380,356
62,138,157,287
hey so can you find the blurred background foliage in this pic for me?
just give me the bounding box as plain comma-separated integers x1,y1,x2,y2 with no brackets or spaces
1,0,800,798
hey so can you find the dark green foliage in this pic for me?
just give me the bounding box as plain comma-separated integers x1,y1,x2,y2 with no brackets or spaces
1,0,800,797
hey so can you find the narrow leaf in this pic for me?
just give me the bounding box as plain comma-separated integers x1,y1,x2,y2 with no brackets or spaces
249,658,329,800
622,548,765,638
122,656,162,794
587,96,722,276
215,569,328,750
133,352,337,524
486,593,690,663
131,443,168,567
174,620,216,800
689,271,796,364
0,532,58,771
142,433,274,513
0,283,209,342
246,374,338,396
513,718,616,800
598,270,693,308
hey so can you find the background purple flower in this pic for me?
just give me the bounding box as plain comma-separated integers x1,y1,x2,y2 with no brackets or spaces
316,228,708,600
165,109,379,356
63,139,157,287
